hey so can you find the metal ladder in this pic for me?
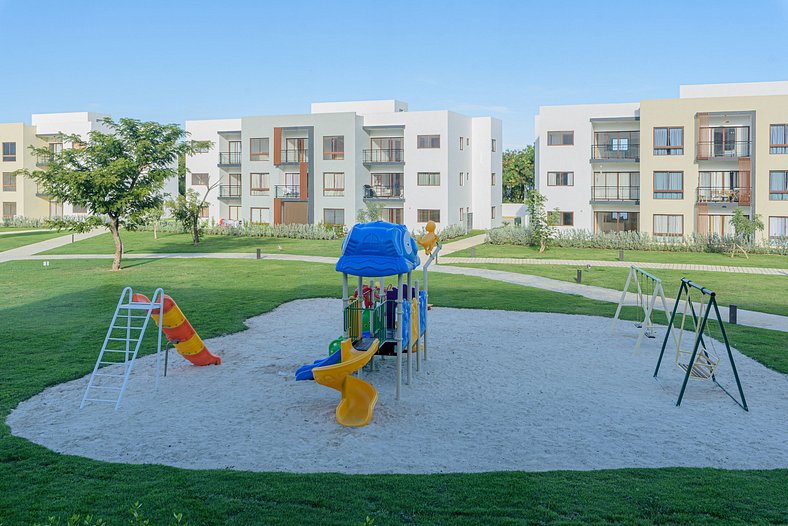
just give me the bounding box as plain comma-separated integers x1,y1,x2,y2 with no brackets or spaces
80,287,164,410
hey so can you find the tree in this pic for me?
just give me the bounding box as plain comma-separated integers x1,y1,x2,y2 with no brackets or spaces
20,118,210,270
502,145,534,203
525,189,558,253
356,201,384,223
167,182,218,246
730,208,764,259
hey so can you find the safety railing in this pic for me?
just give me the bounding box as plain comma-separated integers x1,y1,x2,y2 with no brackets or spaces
363,148,404,163
274,184,301,199
219,184,241,198
591,185,640,201
218,152,241,165
696,186,751,204
591,144,640,161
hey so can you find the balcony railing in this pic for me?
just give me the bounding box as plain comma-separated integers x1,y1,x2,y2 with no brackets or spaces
697,186,751,204
590,144,640,161
218,152,241,165
591,186,640,202
36,154,54,166
697,141,751,159
363,148,404,163
363,184,404,199
279,149,309,163
219,184,241,198
275,184,302,199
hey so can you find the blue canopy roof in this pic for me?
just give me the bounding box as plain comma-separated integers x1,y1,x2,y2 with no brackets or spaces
336,221,420,277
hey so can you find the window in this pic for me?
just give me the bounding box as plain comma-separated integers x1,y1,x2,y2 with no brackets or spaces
770,125,788,154
2,172,16,191
547,172,574,186
2,201,16,218
770,171,788,200
417,135,440,149
491,172,496,186
323,208,345,226
459,172,464,186
417,209,440,222
653,171,683,199
72,204,88,214
250,173,270,196
249,207,270,224
370,173,403,198
228,206,241,221
323,136,344,160
459,137,464,150
548,211,574,226
2,142,16,162
418,172,440,186
323,172,345,197
382,207,403,224
48,200,63,217
250,138,270,161
547,131,573,146
459,208,465,222
770,216,788,241
49,142,63,155
491,206,496,219
654,127,684,155
595,212,639,233
199,206,209,219
191,173,209,186
700,214,736,237
592,172,640,200
492,138,497,152
653,214,684,237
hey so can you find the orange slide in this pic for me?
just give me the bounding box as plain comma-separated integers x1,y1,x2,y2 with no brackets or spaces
133,294,221,366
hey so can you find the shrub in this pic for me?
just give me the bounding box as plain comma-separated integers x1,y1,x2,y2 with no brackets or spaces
140,219,340,240
411,223,467,242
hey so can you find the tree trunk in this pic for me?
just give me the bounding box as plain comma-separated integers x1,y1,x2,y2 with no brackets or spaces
154,221,158,240
539,239,546,253
108,216,123,271
192,216,200,246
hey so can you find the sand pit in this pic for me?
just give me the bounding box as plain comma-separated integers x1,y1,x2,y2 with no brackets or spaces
7,298,788,474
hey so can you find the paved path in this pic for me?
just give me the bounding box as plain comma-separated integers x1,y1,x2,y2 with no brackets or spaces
0,229,105,264
0,229,50,236
439,234,487,255
439,256,788,276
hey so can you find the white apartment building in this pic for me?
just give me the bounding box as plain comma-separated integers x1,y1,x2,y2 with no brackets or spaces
535,81,788,243
185,100,503,231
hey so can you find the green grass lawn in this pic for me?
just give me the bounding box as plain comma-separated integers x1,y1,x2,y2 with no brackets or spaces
450,243,788,269
0,258,786,525
0,230,64,252
0,226,48,232
43,230,344,257
450,263,788,318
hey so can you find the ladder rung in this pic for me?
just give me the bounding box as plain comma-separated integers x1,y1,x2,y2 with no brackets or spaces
102,349,131,353
111,326,145,330
107,337,140,342
119,303,155,309
98,360,128,365
89,386,122,390
84,398,118,403
118,315,150,319
94,373,126,378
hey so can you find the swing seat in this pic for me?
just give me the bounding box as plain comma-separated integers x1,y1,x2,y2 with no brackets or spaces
676,348,719,380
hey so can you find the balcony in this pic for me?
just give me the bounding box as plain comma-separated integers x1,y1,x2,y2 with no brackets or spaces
591,186,640,203
218,152,241,166
590,144,640,162
278,149,309,164
697,186,751,205
363,148,404,164
36,154,54,166
363,184,404,200
275,184,302,199
218,184,241,199
697,126,751,159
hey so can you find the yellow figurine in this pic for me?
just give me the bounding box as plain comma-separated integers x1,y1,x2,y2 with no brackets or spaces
417,220,439,255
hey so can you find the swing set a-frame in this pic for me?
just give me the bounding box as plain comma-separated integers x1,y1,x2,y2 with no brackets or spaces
653,278,748,411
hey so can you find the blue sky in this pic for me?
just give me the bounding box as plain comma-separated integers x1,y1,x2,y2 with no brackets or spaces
1,0,786,148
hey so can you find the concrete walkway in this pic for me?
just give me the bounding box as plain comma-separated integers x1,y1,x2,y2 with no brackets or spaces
439,256,788,276
439,234,487,255
0,228,50,236
0,229,105,264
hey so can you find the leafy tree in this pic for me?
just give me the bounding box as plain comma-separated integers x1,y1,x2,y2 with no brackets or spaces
356,201,384,223
730,208,764,259
167,182,218,246
20,118,209,270
525,189,558,253
502,145,534,203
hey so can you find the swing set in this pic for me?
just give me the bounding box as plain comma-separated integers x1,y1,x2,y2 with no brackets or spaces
611,266,672,351
653,278,748,411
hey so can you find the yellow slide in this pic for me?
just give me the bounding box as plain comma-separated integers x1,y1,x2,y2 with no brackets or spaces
312,338,379,427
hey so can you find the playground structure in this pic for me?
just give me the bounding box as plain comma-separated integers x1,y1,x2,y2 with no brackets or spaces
611,266,673,351
81,287,219,410
296,220,441,427
653,278,748,411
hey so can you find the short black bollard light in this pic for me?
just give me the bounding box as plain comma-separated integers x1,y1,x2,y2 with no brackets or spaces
256,248,261,260
729,304,738,325
619,249,624,261
576,268,582,283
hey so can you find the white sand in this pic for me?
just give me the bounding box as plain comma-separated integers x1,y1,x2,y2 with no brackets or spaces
7,298,788,474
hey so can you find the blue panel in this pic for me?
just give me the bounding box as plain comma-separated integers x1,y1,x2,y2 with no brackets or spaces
336,221,420,277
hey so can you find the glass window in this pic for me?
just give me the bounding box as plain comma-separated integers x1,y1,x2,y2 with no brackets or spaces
547,172,574,186
769,216,788,241
323,172,345,197
191,173,209,186
491,206,496,219
370,173,403,198
770,171,788,200
547,131,573,146
227,206,241,221
491,172,496,186
72,204,88,214
382,207,404,224
459,172,464,186
417,135,440,149
492,138,497,152
418,172,440,186
417,209,440,222
323,136,344,160
459,137,464,150
250,207,270,224
2,201,16,217
770,125,788,154
250,173,270,196
199,205,209,219
2,142,16,162
2,172,17,191
592,172,640,200
323,208,345,226
595,211,639,233
653,214,683,237
654,127,684,155
653,171,683,199
250,138,269,161
548,211,573,226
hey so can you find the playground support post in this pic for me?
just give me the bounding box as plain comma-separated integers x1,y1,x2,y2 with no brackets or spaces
407,271,413,386
654,280,686,378
712,298,748,411
395,273,403,400
342,273,349,340
414,279,421,373
674,291,712,407
421,242,440,362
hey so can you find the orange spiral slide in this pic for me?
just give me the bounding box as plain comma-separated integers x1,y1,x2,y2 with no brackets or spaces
133,294,221,366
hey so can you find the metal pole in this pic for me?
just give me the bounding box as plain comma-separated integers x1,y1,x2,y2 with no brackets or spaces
395,273,403,400
712,297,748,411
611,266,633,331
406,272,412,385
654,281,684,377
256,248,261,259
342,274,349,340
576,269,582,283
154,290,164,389
675,297,712,407
729,304,738,325
414,279,421,372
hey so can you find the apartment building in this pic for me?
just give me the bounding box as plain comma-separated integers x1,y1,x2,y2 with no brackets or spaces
1,112,178,220
535,81,788,243
186,100,503,231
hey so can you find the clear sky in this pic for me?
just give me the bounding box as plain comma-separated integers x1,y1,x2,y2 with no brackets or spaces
1,0,786,149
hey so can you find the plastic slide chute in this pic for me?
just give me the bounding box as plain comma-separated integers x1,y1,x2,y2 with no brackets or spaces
133,294,221,366
312,338,379,427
